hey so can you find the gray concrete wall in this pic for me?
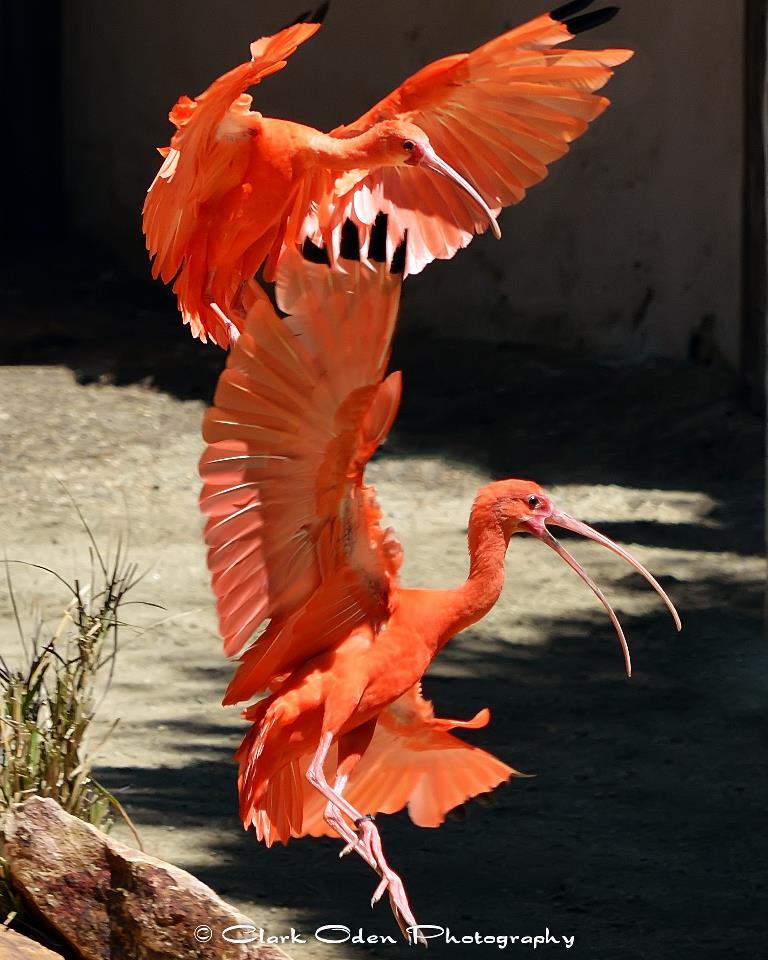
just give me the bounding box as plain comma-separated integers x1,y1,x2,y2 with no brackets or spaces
62,0,745,364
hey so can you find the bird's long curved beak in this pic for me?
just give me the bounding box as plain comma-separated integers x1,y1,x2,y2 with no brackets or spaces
416,145,502,240
522,511,681,678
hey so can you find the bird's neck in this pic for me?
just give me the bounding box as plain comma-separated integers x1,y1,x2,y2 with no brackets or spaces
305,128,387,172
433,502,510,652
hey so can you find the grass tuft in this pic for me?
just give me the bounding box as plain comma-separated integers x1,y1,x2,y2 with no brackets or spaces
0,508,157,839
0,502,168,942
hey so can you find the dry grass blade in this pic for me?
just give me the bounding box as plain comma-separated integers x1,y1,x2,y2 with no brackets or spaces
1,506,153,919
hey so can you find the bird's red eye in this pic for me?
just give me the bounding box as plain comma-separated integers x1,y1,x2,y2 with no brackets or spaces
527,495,540,509
403,140,415,151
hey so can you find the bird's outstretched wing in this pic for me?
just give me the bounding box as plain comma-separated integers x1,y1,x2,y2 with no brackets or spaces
312,2,632,274
297,683,517,836
199,220,405,699
143,10,326,345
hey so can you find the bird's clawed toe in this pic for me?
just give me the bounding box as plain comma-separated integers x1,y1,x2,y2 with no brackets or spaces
329,812,422,942
351,818,422,943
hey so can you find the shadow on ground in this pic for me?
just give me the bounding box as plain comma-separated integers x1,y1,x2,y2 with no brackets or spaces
99,573,765,960
1,251,761,535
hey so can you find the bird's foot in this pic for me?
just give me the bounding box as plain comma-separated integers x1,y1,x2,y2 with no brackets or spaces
328,808,377,870
352,816,426,946
338,814,372,860
208,302,241,349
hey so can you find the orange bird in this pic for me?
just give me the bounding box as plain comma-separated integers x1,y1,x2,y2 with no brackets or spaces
145,1,632,346
198,221,681,940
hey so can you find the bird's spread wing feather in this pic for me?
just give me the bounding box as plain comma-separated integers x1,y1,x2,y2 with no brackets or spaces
142,19,322,344
309,6,632,274
199,239,404,699
297,684,517,834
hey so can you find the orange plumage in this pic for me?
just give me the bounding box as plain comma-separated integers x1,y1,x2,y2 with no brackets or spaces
146,2,632,345
296,685,515,839
199,225,680,939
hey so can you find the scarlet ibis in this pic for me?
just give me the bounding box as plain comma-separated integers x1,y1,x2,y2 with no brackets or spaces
146,1,632,345
198,221,681,940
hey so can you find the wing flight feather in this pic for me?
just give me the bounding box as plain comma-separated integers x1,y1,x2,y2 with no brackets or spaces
143,20,323,344
307,7,632,274
200,231,405,702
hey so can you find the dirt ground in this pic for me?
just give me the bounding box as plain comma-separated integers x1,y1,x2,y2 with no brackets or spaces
0,266,765,959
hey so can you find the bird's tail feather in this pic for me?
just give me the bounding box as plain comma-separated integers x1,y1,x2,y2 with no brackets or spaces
237,688,518,846
299,694,518,836
236,702,307,846
245,758,305,846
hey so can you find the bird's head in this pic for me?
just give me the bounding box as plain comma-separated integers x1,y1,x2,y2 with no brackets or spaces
475,479,682,676
371,119,432,165
370,119,501,239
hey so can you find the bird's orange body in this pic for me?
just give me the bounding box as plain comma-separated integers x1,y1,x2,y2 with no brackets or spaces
199,221,680,938
237,547,512,837
146,2,632,345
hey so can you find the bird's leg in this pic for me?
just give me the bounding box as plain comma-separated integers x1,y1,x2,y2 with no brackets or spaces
332,723,378,863
357,817,420,921
306,730,424,945
339,816,428,947
322,772,376,870
323,729,406,880
208,301,241,348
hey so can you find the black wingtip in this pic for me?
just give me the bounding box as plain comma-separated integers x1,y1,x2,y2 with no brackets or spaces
301,236,331,266
390,234,407,276
288,8,311,27
368,213,389,264
340,220,361,261
289,0,330,26
551,0,596,21
309,1,331,25
564,6,620,35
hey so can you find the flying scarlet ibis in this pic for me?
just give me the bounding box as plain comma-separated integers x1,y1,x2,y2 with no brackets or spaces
198,221,681,940
145,1,632,345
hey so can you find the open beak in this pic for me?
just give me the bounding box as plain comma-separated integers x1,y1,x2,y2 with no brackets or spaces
522,510,681,678
415,145,502,240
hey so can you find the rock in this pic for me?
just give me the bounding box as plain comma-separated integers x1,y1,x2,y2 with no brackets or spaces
0,928,64,959
2,797,292,960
